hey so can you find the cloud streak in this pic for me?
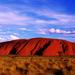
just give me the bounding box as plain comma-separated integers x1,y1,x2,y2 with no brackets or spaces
10,35,20,40
32,9,75,25
0,10,32,25
0,4,75,26
37,28,75,34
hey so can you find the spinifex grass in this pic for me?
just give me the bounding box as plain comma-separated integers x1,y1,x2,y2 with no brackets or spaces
0,56,75,75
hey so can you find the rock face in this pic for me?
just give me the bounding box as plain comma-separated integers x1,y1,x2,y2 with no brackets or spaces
0,38,75,56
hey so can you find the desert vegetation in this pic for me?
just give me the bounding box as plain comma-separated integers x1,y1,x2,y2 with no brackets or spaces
0,56,75,75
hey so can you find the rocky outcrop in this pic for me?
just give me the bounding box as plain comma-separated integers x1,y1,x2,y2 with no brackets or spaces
0,38,75,56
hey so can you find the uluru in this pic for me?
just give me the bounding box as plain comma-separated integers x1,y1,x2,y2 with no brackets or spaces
0,38,75,56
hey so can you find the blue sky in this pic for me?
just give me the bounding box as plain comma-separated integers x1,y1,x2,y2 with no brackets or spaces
0,0,75,42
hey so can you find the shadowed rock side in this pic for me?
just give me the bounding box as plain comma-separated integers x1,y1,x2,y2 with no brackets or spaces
0,38,75,56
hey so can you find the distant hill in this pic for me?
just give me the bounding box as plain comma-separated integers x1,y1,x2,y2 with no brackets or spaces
0,38,75,56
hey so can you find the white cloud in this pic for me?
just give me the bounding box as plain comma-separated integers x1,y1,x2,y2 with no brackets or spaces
34,19,58,25
49,28,72,34
0,37,5,42
48,28,56,33
19,28,32,31
0,11,32,25
10,35,20,40
36,28,75,34
0,34,20,42
19,28,27,30
0,5,75,26
13,33,19,36
72,31,75,33
32,9,75,25
36,29,47,34
0,4,75,27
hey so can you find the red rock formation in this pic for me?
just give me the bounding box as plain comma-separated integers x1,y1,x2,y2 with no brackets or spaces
0,38,75,56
